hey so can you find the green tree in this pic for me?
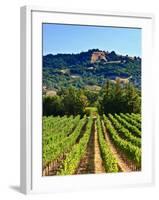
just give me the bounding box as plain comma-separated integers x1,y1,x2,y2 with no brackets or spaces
99,80,141,114
62,87,88,115
83,89,98,106
125,83,141,113
43,95,63,116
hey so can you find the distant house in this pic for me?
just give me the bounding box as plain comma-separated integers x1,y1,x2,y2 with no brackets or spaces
118,76,132,84
87,67,94,70
71,74,81,79
43,86,47,91
110,76,132,85
45,90,57,96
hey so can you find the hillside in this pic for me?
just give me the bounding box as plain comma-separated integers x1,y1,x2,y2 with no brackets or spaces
43,49,141,91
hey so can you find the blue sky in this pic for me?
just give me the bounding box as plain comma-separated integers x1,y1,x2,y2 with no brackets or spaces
43,23,141,57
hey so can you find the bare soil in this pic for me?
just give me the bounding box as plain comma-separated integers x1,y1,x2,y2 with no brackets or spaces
76,119,105,174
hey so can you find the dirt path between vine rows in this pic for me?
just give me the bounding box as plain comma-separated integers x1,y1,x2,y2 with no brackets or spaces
76,119,105,174
94,120,105,173
101,120,131,172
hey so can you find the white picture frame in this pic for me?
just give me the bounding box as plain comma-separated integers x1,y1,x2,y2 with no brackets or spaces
20,5,154,194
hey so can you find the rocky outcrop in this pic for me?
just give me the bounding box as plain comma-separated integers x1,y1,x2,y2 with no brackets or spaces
91,51,107,63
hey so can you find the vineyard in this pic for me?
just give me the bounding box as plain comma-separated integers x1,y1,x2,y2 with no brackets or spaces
42,113,141,176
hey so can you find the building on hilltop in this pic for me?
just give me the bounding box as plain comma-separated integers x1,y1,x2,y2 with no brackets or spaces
91,51,107,63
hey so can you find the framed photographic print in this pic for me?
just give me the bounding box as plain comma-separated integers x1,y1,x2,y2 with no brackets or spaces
20,6,154,194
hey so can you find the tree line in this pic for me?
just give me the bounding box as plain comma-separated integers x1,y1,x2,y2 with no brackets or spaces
43,80,141,116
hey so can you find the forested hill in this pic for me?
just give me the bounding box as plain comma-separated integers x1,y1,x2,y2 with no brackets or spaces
43,49,141,90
